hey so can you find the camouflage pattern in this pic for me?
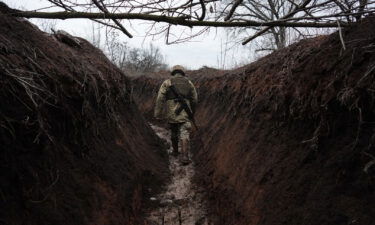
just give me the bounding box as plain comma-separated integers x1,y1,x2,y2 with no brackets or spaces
179,122,192,141
171,65,185,73
154,73,198,124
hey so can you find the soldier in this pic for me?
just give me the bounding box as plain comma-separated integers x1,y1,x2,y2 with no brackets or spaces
154,65,198,165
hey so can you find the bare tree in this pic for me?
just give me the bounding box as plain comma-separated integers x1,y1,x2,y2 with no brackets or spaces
3,0,375,46
87,22,102,49
35,19,58,33
85,22,166,75
104,29,128,66
122,43,167,75
223,1,320,52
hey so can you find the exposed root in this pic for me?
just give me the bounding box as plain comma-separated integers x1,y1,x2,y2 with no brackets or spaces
29,170,60,203
363,151,375,173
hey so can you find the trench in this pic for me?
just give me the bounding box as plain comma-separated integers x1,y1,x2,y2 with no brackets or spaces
145,124,209,225
2,8,375,225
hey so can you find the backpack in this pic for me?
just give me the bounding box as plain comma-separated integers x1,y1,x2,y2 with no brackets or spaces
166,76,192,100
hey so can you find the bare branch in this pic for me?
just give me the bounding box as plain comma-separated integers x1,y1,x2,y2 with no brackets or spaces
92,0,133,38
224,0,243,21
9,10,348,28
356,0,368,20
242,0,313,45
199,0,206,21
3,0,375,48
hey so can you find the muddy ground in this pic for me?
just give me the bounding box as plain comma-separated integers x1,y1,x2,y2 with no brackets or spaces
133,17,375,225
146,124,209,225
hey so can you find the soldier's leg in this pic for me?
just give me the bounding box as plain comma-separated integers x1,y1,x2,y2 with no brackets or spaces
179,122,192,165
170,123,180,155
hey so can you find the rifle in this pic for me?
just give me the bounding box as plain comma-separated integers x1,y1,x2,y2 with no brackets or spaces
169,85,198,130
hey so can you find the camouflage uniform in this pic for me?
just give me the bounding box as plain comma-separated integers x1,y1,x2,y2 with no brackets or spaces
154,72,198,160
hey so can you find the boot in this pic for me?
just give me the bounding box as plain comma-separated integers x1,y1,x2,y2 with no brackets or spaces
171,134,179,157
180,139,191,165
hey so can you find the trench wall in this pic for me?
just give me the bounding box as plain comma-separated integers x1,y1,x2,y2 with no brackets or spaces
0,9,168,225
132,17,375,225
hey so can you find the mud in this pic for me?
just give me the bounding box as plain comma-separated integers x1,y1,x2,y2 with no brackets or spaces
133,17,375,225
146,124,209,225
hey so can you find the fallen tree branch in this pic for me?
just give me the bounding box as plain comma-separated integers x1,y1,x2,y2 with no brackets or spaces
9,10,348,28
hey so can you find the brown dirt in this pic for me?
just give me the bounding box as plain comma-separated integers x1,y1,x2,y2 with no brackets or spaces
0,7,168,225
145,124,209,225
133,17,375,225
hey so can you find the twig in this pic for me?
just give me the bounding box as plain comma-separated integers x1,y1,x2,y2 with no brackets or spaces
363,151,375,159
92,0,133,38
363,151,375,173
242,0,313,45
198,0,206,21
357,63,375,85
29,170,60,203
351,107,363,151
337,20,346,50
225,0,243,21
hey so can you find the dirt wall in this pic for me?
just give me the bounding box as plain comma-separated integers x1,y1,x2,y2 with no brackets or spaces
0,8,168,225
133,17,375,225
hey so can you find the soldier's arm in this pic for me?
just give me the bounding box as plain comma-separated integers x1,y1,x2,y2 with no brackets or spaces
154,80,169,118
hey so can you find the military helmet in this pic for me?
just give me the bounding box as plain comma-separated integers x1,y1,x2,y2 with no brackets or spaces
171,65,186,75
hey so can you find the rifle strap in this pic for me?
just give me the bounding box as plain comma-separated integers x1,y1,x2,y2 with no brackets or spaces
169,85,191,116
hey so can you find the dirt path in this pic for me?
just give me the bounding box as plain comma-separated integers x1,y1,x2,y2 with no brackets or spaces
146,124,209,225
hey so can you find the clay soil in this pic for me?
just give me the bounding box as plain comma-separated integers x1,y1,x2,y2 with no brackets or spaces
0,7,168,225
145,124,209,225
133,17,375,225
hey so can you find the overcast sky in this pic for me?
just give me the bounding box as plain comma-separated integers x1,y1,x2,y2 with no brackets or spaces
4,0,255,69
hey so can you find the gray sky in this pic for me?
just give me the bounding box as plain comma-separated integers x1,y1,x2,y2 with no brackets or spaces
4,0,254,69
